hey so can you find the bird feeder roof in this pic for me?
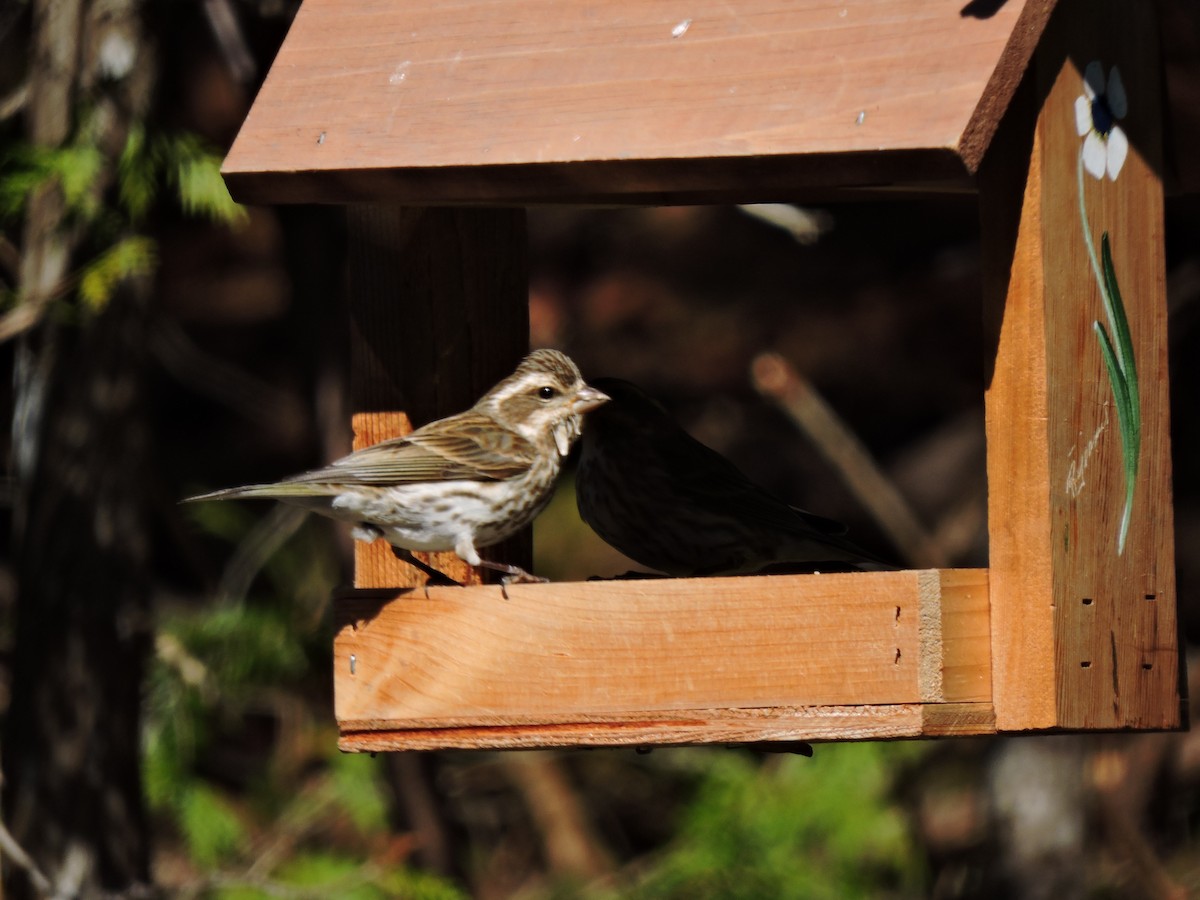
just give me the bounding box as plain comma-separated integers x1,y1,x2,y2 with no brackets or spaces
223,0,1064,204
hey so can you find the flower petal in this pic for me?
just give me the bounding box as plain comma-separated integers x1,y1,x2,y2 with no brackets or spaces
1084,60,1105,100
1107,66,1128,119
1083,131,1107,179
1106,126,1128,180
1075,95,1093,135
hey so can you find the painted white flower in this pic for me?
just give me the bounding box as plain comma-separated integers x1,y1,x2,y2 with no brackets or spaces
1075,61,1128,180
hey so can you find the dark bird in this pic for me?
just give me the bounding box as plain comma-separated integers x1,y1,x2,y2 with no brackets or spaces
575,377,888,576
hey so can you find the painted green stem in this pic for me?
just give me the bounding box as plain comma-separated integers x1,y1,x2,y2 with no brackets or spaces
1076,151,1140,554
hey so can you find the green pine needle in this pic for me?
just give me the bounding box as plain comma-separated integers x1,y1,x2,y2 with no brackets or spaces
78,235,157,311
160,133,247,225
118,125,158,220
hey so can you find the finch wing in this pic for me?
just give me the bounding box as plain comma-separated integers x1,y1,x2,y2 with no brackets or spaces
286,411,535,486
406,411,536,480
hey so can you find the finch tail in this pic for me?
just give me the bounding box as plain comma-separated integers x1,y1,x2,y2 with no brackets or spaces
184,481,343,503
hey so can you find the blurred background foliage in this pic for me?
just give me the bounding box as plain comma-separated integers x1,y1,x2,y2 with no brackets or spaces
1,0,1200,898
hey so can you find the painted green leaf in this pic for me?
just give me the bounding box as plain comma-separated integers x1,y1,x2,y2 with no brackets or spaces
1100,232,1140,473
1094,320,1136,554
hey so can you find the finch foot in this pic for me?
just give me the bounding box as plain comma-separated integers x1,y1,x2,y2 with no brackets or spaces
390,547,462,592
477,560,548,600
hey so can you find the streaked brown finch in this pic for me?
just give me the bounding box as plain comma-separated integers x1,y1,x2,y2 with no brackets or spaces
188,349,609,584
575,378,888,576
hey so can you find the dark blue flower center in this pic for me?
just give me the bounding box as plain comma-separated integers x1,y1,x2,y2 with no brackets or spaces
1091,94,1114,136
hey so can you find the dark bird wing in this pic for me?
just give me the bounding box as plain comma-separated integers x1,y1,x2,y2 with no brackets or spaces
663,423,845,536
649,412,888,567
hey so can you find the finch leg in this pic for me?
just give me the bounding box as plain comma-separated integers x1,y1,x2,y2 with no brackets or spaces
390,547,462,592
476,560,548,600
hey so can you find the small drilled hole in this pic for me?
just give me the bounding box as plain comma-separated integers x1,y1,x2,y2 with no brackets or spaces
1081,661,1092,668
1142,663,1154,671
1145,594,1157,601
1082,597,1094,606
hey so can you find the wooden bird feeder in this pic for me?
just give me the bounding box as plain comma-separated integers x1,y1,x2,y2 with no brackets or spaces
222,0,1195,750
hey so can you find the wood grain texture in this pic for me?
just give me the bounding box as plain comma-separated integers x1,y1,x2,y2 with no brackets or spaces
939,569,992,703
339,703,999,752
346,206,530,589
1040,0,1178,730
980,79,1057,731
920,701,997,737
981,0,1179,731
333,569,992,748
223,0,1054,204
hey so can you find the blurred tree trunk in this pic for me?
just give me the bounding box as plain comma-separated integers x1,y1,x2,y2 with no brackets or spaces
6,292,155,898
3,0,156,896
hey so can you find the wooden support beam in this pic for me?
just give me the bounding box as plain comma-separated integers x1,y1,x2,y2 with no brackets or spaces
980,0,1180,732
333,569,992,750
346,206,530,588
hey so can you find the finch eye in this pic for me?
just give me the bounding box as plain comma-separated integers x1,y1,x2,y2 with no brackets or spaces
537,386,559,400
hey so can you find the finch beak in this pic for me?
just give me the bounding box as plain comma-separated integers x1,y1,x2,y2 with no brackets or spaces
575,385,610,413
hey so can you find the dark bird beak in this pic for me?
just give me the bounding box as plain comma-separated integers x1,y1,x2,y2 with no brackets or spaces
575,385,610,412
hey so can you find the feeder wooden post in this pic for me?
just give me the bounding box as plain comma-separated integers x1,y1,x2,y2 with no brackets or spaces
980,0,1179,732
346,206,530,588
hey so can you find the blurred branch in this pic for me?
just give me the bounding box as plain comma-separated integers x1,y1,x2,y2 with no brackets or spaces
929,493,986,564
0,297,53,343
150,317,299,423
0,818,55,898
384,754,453,876
0,255,81,344
0,250,75,343
0,255,105,341
503,753,615,881
206,769,396,899
242,782,338,882
1090,741,1188,900
215,502,310,605
202,0,256,85
155,633,215,699
751,352,946,568
0,81,28,121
